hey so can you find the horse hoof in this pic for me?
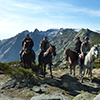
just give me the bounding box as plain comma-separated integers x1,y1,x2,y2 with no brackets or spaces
51,75,53,78
90,80,92,83
81,80,83,83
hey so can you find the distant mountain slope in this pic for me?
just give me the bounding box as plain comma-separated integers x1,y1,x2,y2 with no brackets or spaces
0,28,100,63
49,28,100,62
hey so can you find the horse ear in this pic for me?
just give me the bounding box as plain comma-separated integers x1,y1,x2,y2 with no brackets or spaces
64,47,66,50
50,44,52,46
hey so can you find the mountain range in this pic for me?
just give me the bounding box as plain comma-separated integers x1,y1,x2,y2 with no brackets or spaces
0,28,100,63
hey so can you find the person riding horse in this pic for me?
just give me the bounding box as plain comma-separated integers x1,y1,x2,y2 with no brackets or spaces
74,37,82,54
80,36,91,64
39,36,50,56
20,33,35,63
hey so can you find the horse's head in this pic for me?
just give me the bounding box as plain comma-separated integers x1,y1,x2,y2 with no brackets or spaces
91,45,99,58
50,44,56,56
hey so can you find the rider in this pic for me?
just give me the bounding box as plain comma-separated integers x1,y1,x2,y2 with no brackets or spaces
80,36,90,64
40,36,50,53
74,36,82,54
20,33,35,63
81,36,90,57
38,36,50,60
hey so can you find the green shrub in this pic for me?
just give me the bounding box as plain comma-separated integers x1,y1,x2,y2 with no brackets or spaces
4,67,34,79
94,61,100,68
8,61,19,65
31,62,39,72
0,62,10,71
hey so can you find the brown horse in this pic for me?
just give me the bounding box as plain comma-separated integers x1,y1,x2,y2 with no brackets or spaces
21,41,34,68
38,45,56,78
64,48,79,75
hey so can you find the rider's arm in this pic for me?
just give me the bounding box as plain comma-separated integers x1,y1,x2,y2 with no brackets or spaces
22,39,25,47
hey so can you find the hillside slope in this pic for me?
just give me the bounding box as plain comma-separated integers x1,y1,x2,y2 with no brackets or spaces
0,28,100,63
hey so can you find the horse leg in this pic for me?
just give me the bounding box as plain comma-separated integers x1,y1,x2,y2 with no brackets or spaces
81,67,86,83
41,64,43,75
49,64,53,78
24,62,26,69
43,64,46,77
70,65,72,75
90,67,93,83
73,65,75,76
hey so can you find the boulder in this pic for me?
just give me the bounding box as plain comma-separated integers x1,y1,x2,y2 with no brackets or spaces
0,78,21,89
73,93,95,100
60,74,78,90
0,94,24,100
30,94,68,100
93,93,100,100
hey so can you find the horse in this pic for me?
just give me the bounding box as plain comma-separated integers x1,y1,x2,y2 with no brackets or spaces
79,45,99,83
38,44,56,78
21,40,34,68
64,48,79,76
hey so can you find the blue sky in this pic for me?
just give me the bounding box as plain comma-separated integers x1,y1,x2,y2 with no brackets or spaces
0,0,100,40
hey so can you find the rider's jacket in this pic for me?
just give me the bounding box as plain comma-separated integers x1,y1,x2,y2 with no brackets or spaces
74,40,82,53
40,40,50,52
81,42,90,54
22,38,34,49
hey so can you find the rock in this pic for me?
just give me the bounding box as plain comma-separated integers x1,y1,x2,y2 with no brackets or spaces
42,78,61,87
73,93,95,100
0,78,21,89
31,85,49,93
61,74,78,90
27,78,37,85
61,65,68,70
30,93,68,100
0,93,24,100
47,65,56,69
93,93,100,100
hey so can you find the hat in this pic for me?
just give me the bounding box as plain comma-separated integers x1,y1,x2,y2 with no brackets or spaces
76,37,80,39
84,36,89,40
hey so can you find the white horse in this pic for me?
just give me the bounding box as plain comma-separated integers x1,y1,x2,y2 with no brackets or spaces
79,45,99,83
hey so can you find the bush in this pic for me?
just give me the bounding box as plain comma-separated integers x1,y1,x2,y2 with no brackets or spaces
0,62,10,71
31,62,39,72
94,61,100,68
4,67,34,79
8,61,19,65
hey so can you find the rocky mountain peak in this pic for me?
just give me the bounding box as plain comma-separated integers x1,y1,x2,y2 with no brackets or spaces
34,28,39,34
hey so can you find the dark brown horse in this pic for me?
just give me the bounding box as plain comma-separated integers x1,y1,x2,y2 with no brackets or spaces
64,48,79,75
38,45,56,78
21,41,34,68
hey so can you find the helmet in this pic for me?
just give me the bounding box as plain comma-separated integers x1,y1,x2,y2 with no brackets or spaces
76,37,80,39
84,36,89,40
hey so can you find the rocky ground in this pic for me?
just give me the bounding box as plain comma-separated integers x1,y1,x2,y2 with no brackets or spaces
0,65,100,100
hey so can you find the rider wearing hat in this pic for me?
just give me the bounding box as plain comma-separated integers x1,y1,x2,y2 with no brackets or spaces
81,36,90,57
74,37,82,54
